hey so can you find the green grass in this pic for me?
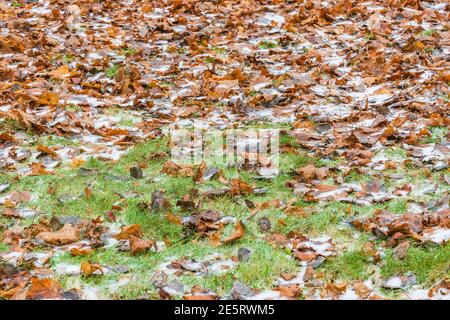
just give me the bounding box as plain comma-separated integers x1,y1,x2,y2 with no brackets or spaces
120,47,137,56
0,243,9,252
421,29,435,37
211,47,227,55
419,126,448,144
258,41,278,50
381,245,450,286
1,122,449,299
106,64,120,79
319,250,373,281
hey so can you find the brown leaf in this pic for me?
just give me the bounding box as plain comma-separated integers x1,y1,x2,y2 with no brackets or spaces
70,247,93,256
114,224,143,240
283,206,308,217
49,65,70,79
320,282,347,299
8,191,32,203
166,213,182,225
84,187,92,199
36,145,59,159
229,179,253,196
193,161,206,184
293,251,317,262
24,278,61,300
129,235,156,255
393,241,409,260
37,224,81,245
161,160,195,177
353,281,372,299
80,261,103,276
274,284,302,298
296,164,328,181
37,91,60,106
141,4,152,13
222,221,245,244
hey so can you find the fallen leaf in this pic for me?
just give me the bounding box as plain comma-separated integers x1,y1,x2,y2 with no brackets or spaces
114,224,143,240
229,179,253,196
129,235,156,255
80,261,103,276
222,221,245,244
37,224,81,245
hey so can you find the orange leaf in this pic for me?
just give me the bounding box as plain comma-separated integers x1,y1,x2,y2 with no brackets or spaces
25,278,61,300
70,247,93,256
37,91,60,105
129,235,156,255
36,145,59,158
229,179,253,196
114,224,143,240
80,261,103,276
222,221,245,244
37,224,80,245
49,65,70,79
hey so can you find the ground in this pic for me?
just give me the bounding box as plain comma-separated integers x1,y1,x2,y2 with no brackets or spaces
0,0,449,300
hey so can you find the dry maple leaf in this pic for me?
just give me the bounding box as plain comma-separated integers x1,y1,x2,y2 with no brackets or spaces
229,179,253,196
80,261,103,277
274,284,302,299
283,205,308,217
37,91,60,106
114,224,143,240
296,164,328,181
293,251,318,262
37,224,81,245
49,65,70,79
166,213,182,225
24,278,61,300
353,281,372,300
70,247,93,256
193,161,206,184
129,235,156,255
161,160,195,177
222,220,245,244
8,191,32,203
320,282,347,300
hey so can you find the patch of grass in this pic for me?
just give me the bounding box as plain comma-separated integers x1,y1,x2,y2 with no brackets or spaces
204,57,217,64
419,126,448,144
120,47,137,56
276,202,349,236
4,120,449,299
0,118,27,131
0,242,10,252
421,29,435,37
319,249,373,281
62,53,74,64
258,41,278,50
106,64,120,79
365,33,375,41
385,199,407,214
344,171,372,183
118,119,134,127
65,104,81,112
178,241,296,296
211,47,227,55
34,135,79,147
383,147,407,159
381,244,450,285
